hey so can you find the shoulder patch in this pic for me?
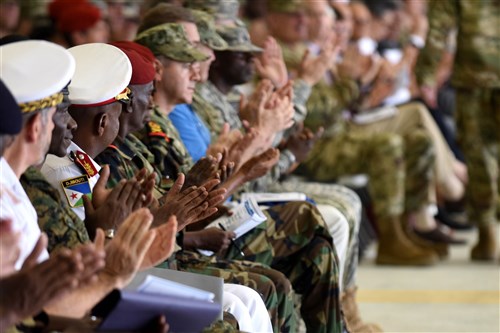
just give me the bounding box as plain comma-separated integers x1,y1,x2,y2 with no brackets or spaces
61,175,92,208
147,121,170,142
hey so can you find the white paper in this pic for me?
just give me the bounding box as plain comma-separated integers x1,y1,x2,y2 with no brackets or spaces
137,275,215,302
240,192,307,203
352,106,398,125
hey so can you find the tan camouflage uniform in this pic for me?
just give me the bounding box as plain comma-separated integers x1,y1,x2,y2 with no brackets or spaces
417,0,500,229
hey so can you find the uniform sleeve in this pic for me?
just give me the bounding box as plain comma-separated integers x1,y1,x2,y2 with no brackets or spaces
94,148,129,189
21,178,90,253
292,79,312,123
416,0,458,87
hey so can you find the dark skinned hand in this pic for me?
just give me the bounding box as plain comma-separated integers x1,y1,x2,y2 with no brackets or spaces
239,148,280,182
154,174,210,230
83,178,144,240
284,123,324,163
183,155,220,189
183,228,236,253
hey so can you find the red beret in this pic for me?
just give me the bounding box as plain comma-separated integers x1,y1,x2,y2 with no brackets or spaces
109,41,155,85
48,0,87,21
57,2,101,33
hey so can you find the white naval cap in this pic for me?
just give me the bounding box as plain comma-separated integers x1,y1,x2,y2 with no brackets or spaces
0,40,75,113
68,43,132,107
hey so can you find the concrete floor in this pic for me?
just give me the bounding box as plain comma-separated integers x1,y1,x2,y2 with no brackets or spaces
357,226,500,333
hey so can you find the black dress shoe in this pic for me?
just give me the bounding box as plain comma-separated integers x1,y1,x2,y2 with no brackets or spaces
435,208,473,231
414,227,467,245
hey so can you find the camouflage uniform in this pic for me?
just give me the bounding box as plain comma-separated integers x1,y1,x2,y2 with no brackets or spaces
132,95,343,332
20,167,90,253
301,98,435,219
18,167,243,333
417,0,500,228
95,133,298,333
275,39,436,220
133,16,343,332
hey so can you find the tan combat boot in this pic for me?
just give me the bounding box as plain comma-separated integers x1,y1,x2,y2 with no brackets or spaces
342,287,383,333
471,224,497,261
376,216,439,265
401,220,449,259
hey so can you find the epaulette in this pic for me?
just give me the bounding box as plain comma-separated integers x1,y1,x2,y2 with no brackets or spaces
69,150,98,178
146,121,170,142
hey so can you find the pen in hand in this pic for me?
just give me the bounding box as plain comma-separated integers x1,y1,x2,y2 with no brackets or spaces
218,223,245,257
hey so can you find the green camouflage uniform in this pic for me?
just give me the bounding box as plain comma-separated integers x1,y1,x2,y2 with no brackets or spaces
132,103,342,333
134,107,194,180
20,167,90,253
133,16,343,332
95,132,297,333
417,0,500,227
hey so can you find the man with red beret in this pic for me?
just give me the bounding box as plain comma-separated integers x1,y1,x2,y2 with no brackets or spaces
56,1,109,46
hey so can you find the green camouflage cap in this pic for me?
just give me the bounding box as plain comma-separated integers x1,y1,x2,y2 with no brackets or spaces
190,9,228,51
134,23,209,63
267,0,304,13
216,25,262,53
184,0,239,20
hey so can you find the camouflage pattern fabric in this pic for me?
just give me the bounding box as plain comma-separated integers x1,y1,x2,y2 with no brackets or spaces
135,23,209,63
132,107,343,331
20,167,90,253
95,126,296,333
195,81,242,135
184,0,242,24
349,102,460,200
175,250,297,333
302,128,435,219
267,0,305,13
417,0,500,89
133,106,194,181
95,134,167,197
226,201,342,333
455,88,500,226
215,25,263,53
416,0,500,227
269,178,361,290
191,9,228,51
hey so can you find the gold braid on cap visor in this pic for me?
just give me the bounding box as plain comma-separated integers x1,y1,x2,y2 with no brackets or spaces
19,92,64,113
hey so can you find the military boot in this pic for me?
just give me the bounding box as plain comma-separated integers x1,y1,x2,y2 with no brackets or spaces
471,224,497,261
342,287,383,333
401,222,449,259
376,216,439,265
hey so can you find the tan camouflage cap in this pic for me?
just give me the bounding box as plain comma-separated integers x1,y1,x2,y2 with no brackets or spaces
134,23,209,63
216,25,262,53
267,0,305,13
184,0,240,19
190,9,228,51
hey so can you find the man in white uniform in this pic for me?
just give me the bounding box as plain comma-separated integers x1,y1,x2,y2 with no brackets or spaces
0,40,75,269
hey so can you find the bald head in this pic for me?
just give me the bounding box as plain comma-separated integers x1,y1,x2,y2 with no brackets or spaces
69,102,122,158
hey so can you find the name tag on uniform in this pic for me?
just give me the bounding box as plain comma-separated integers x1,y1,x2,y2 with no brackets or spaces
61,175,92,208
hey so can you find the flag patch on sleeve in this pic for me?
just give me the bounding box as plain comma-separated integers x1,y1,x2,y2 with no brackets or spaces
61,175,92,208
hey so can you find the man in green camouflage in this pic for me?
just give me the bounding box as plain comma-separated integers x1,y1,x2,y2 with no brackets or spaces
130,8,344,333
417,0,500,261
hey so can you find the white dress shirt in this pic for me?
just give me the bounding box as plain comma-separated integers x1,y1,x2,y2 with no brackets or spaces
0,157,49,269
